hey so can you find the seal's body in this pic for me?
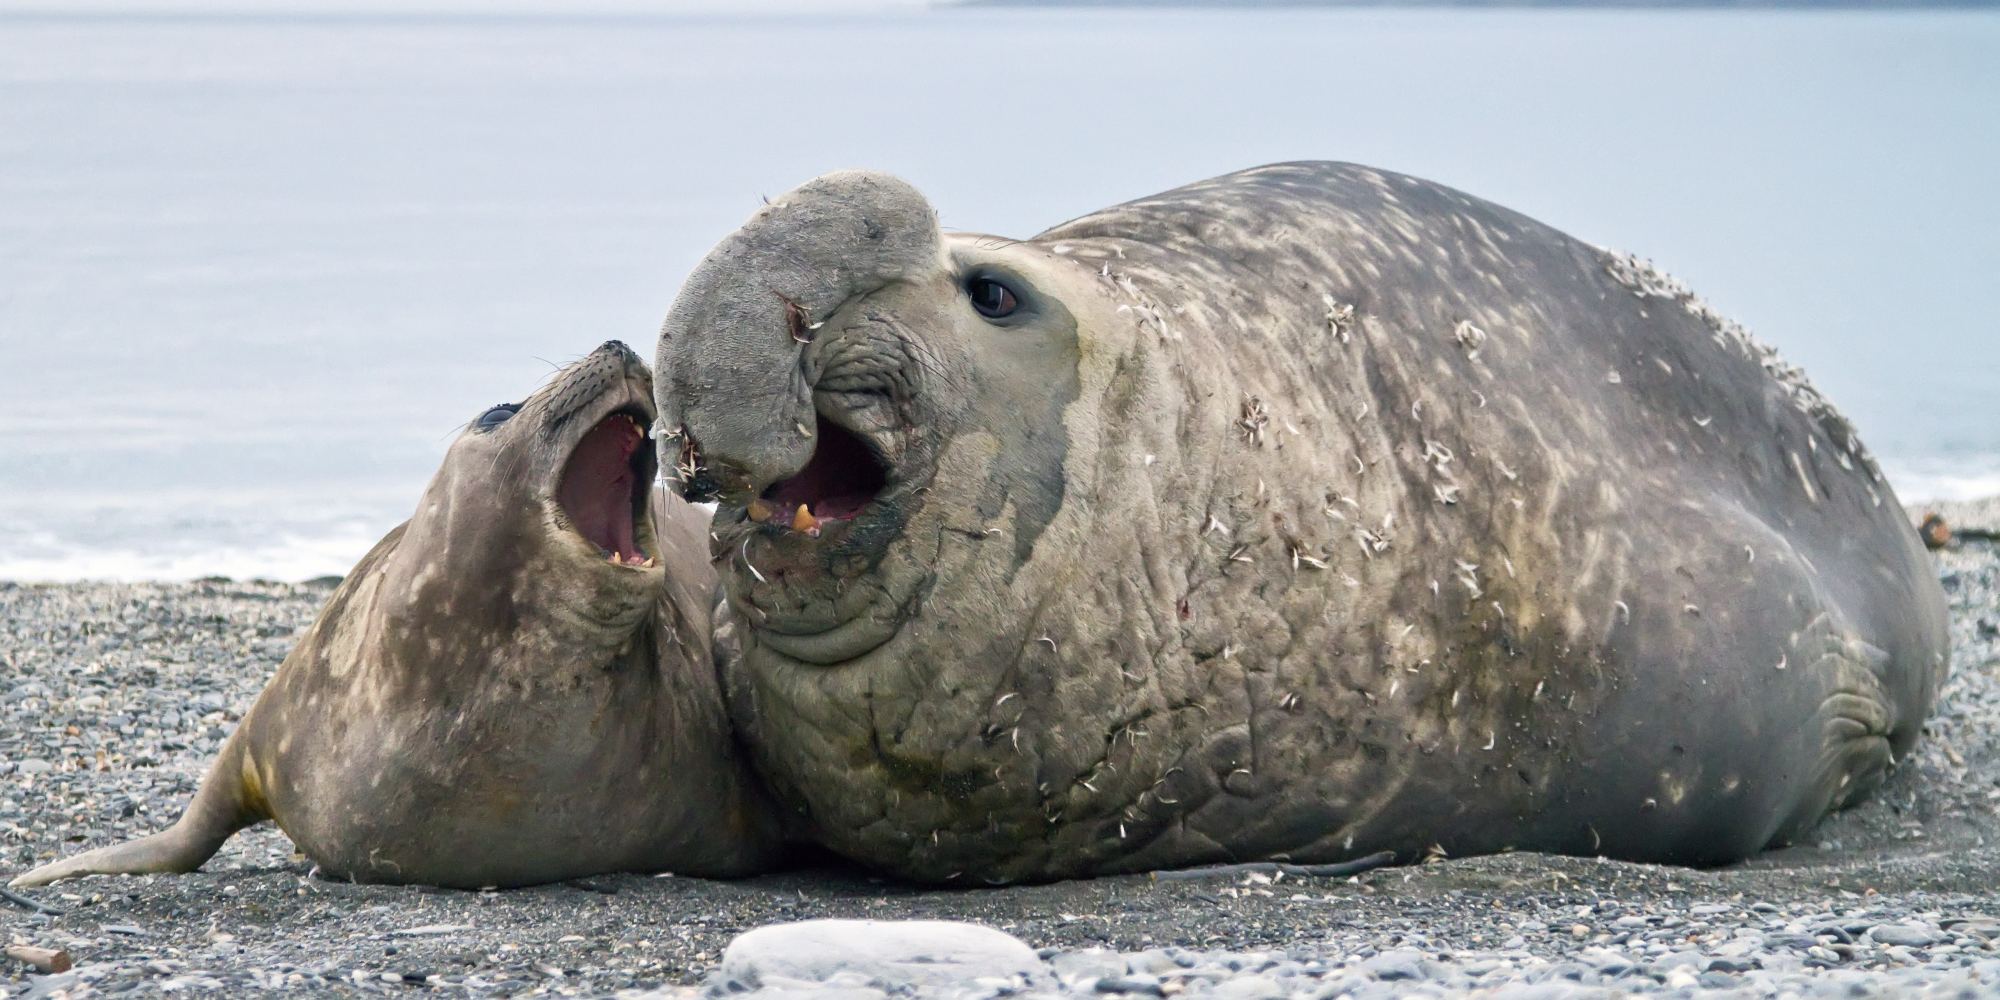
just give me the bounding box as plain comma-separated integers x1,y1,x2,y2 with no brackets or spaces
655,163,1948,883
13,342,778,889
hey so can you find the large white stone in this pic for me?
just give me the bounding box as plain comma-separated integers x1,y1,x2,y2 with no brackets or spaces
708,919,1050,997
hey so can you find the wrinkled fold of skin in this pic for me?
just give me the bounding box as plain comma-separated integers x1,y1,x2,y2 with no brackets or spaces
656,163,1949,884
12,342,780,890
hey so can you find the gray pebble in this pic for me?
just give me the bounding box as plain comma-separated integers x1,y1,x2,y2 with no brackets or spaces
1204,974,1285,1000
1871,923,1942,947
1051,948,1127,985
1357,948,1427,981
1124,949,1184,976
711,919,1048,997
1093,975,1164,996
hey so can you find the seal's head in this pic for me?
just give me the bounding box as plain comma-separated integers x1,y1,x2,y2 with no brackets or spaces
396,338,665,645
655,172,1187,878
654,172,1154,663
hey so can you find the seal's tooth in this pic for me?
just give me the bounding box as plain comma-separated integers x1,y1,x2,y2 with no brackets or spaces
748,499,774,523
791,504,817,535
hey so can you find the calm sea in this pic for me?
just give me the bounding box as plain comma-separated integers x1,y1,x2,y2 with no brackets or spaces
1,7,1996,581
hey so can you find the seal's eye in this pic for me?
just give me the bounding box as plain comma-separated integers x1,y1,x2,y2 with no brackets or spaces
966,276,1019,319
476,403,520,431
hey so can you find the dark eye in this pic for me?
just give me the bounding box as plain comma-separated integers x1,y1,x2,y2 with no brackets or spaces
476,403,519,431
967,276,1019,319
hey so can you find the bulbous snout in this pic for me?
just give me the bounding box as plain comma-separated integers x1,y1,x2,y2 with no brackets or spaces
654,170,940,499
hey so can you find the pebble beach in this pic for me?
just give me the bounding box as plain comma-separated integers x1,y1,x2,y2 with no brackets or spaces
3,502,1998,998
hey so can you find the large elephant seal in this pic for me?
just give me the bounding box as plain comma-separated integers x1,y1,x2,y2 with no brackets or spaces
12,341,779,889
653,163,1950,884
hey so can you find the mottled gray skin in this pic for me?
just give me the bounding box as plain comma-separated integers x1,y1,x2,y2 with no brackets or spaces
12,342,779,890
654,163,1950,884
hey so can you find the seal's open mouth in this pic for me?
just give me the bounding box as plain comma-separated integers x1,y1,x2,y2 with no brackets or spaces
558,408,655,566
752,413,888,534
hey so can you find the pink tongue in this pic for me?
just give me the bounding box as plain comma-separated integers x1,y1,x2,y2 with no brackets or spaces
558,417,640,559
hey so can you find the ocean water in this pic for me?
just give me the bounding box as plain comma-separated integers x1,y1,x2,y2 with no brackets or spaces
1,8,1996,581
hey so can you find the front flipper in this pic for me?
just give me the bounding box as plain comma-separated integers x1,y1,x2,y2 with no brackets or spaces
9,739,267,888
1771,612,1900,842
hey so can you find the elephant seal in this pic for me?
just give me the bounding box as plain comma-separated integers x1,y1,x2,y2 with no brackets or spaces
652,162,1950,884
13,341,779,889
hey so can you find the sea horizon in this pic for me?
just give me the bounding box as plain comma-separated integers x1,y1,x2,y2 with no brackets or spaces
3,5,1994,583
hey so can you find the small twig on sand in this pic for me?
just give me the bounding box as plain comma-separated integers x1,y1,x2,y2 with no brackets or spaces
1151,851,1398,883
5,944,73,974
1,885,67,916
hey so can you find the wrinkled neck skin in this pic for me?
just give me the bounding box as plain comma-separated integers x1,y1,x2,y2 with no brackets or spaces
377,453,657,666
736,254,1405,883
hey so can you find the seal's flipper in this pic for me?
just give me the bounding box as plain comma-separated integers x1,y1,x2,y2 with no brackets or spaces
8,740,266,888
1766,614,1902,844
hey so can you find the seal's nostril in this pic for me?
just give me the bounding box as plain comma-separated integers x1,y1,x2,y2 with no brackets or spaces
777,293,817,345
667,433,725,504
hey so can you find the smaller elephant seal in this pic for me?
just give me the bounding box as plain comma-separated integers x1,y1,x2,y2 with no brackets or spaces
11,341,779,889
